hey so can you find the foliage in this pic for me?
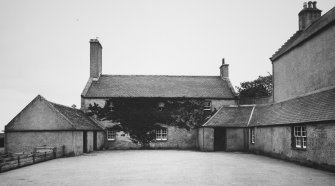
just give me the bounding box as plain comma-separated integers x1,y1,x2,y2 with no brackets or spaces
236,74,272,98
87,98,216,147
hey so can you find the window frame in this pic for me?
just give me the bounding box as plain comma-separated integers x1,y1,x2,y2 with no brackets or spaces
203,101,212,111
156,128,168,141
107,128,116,141
292,126,307,150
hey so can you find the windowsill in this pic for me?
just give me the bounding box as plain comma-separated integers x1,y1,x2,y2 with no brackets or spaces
155,139,168,142
107,139,116,141
292,147,307,151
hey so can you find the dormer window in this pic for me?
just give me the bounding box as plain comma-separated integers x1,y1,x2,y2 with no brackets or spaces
158,102,165,111
203,101,211,111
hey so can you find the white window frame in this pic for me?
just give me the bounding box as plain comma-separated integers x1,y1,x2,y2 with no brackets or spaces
107,129,116,141
250,128,255,144
293,126,307,149
156,128,167,141
203,101,211,111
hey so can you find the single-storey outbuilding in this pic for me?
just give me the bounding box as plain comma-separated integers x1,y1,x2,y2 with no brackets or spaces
4,95,104,156
199,105,254,152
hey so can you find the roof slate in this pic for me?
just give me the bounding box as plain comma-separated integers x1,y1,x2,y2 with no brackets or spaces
271,6,335,61
249,88,335,126
83,75,236,99
203,106,254,127
49,102,102,131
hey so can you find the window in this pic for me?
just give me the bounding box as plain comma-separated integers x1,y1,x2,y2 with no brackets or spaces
158,102,165,111
107,129,116,141
250,128,255,144
293,126,307,149
203,101,211,111
156,128,167,141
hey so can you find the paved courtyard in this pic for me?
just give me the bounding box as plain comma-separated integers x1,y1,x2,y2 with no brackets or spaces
0,150,334,186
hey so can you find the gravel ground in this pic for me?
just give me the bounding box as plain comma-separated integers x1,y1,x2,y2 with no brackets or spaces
1,150,334,186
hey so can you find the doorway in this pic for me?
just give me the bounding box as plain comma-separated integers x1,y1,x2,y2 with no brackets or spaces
83,131,87,153
214,128,226,151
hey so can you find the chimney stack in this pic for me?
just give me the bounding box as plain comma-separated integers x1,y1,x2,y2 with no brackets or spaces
90,38,102,79
298,1,321,31
220,58,229,79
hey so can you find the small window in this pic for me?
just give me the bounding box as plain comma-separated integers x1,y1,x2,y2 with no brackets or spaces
156,128,167,141
293,126,307,149
250,128,255,144
158,102,165,111
203,101,211,111
107,129,116,141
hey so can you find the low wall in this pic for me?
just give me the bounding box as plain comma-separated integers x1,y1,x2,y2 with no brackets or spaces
249,123,335,172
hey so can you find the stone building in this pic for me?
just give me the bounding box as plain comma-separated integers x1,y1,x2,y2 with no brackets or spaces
201,1,335,171
4,95,104,156
81,39,237,149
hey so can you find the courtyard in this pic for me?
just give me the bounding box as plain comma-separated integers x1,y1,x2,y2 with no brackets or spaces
0,150,334,186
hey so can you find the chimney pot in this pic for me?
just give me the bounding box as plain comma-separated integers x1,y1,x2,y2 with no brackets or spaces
222,58,225,65
312,1,317,8
308,1,312,8
303,2,307,9
298,1,322,31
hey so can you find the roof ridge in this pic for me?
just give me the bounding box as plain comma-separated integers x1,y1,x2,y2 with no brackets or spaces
271,5,335,61
100,74,221,78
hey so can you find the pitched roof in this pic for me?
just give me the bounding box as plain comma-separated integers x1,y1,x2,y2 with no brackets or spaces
6,95,102,131
271,6,335,61
203,105,254,127
82,75,236,99
48,102,102,131
249,87,335,126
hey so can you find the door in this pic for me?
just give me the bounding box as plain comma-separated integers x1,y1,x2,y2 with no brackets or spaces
214,128,226,151
83,131,87,153
93,131,97,150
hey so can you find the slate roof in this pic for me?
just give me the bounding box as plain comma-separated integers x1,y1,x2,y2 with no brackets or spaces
203,106,254,127
271,6,335,61
249,87,335,126
83,75,236,99
6,95,102,131
49,102,102,131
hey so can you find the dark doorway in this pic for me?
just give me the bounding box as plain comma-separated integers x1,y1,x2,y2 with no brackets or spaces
83,131,87,153
214,128,226,151
93,131,97,150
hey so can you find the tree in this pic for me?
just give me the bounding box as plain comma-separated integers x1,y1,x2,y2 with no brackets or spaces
236,74,272,98
87,98,216,148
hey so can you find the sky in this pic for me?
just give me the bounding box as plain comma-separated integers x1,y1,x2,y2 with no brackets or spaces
0,0,334,131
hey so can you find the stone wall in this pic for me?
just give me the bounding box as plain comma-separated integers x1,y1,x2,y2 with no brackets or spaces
198,127,214,151
249,123,335,171
150,126,198,149
226,128,246,151
5,131,83,157
273,24,335,102
97,131,105,150
106,126,198,150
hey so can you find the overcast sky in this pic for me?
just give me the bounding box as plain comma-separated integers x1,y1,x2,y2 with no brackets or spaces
0,0,334,131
